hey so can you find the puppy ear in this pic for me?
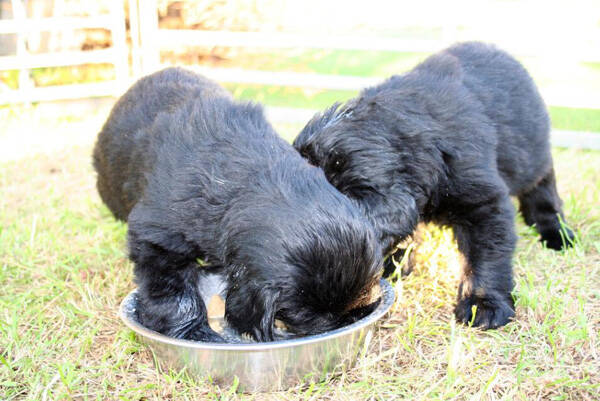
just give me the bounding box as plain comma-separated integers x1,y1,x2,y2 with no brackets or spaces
225,279,280,342
254,288,279,342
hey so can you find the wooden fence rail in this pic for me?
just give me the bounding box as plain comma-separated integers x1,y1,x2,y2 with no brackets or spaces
0,0,127,104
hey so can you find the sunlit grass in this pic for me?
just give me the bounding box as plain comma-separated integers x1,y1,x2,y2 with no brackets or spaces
225,84,357,109
1,64,115,88
1,135,598,400
548,106,600,133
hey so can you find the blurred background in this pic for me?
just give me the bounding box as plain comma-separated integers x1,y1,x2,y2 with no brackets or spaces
1,0,599,158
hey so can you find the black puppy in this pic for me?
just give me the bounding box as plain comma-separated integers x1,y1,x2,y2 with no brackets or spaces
93,67,381,342
294,42,575,330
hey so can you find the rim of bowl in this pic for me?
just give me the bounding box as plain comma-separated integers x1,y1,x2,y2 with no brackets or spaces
119,278,396,351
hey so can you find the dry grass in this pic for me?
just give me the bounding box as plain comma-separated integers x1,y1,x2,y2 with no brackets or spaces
0,114,599,400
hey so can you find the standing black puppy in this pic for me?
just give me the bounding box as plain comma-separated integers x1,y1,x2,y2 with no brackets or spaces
294,42,575,330
93,67,381,342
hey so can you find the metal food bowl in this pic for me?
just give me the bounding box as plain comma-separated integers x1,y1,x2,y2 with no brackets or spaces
119,278,395,392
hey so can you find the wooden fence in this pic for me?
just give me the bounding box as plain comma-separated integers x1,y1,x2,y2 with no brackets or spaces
1,0,599,148
0,0,127,104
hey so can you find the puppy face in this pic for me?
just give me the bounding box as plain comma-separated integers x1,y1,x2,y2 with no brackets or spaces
276,221,382,337
224,210,382,342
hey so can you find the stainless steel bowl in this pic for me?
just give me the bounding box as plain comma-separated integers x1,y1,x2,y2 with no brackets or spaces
119,279,395,392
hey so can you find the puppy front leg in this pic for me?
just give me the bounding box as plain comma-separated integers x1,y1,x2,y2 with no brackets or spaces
225,270,280,342
129,235,223,342
452,195,517,329
367,190,419,278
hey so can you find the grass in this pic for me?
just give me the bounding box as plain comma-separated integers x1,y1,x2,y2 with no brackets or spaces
0,111,599,399
0,64,115,89
548,107,600,133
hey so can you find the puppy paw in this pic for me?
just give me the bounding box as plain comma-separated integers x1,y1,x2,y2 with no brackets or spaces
138,311,225,342
454,291,515,330
171,320,225,343
540,227,575,251
186,327,226,343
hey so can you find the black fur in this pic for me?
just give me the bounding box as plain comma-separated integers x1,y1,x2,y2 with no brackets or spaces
294,42,575,330
93,67,382,342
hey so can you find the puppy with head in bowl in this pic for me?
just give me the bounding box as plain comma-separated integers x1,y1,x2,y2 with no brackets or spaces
294,42,575,330
94,67,382,342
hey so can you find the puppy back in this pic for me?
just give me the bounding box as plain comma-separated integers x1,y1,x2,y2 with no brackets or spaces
93,68,231,220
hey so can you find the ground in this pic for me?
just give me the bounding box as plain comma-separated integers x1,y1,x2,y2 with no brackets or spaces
0,103,598,400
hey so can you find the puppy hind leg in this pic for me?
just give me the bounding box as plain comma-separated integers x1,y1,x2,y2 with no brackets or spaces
452,195,517,330
518,168,575,250
131,240,224,342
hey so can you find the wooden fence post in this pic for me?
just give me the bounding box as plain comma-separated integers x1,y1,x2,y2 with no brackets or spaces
138,0,159,75
10,0,32,96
